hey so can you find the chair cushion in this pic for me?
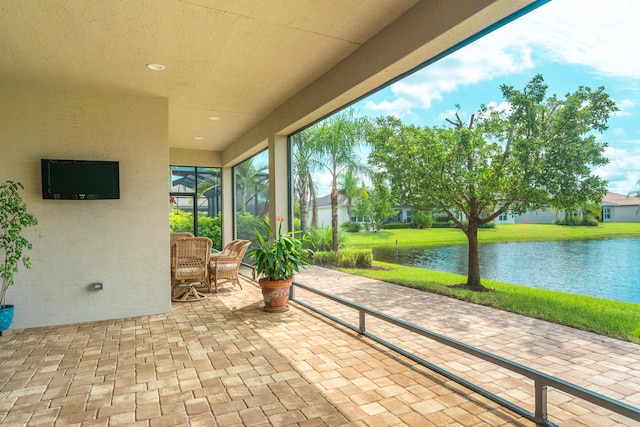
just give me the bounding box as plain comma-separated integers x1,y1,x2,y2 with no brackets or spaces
175,267,206,279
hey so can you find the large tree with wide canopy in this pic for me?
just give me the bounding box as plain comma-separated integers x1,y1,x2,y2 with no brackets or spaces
368,75,616,290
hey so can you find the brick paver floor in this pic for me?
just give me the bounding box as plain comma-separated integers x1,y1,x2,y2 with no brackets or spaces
0,266,638,426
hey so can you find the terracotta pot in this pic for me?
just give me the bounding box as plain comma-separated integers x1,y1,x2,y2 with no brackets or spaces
259,278,292,312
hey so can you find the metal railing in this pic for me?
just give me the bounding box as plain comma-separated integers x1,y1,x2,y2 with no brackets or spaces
284,280,640,427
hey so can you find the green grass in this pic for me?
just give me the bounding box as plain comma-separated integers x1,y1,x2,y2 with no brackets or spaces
348,222,640,249
340,223,640,343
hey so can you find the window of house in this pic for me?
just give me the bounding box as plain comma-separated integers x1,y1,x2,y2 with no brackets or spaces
170,166,222,249
234,151,269,242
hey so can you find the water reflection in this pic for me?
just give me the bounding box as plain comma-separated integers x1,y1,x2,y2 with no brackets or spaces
374,237,640,304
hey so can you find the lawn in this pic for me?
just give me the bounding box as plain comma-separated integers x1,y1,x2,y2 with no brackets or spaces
347,222,640,248
341,223,640,343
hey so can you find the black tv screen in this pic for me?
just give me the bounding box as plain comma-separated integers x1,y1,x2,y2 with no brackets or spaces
41,159,120,200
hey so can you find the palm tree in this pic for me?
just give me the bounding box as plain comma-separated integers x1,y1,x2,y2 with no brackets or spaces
235,158,268,214
629,179,640,215
314,109,370,251
629,180,640,197
309,176,319,228
293,132,316,231
338,169,361,220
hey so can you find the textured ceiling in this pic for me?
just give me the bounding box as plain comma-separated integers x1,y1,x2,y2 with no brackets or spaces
0,0,538,158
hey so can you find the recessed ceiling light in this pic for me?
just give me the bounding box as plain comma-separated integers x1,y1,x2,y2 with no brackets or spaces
194,136,204,140
209,116,221,121
146,63,165,71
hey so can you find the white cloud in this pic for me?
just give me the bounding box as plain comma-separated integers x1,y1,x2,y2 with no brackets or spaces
313,171,333,197
595,146,640,194
438,109,460,121
364,98,412,118
367,41,532,114
613,99,636,117
364,0,640,117
518,0,640,79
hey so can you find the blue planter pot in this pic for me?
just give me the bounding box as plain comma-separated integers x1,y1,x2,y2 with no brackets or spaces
0,304,14,332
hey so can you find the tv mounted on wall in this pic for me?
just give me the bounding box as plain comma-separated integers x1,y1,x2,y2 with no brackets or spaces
41,159,120,200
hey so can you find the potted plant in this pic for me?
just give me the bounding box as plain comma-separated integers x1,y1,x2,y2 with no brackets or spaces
249,216,312,312
1,181,38,334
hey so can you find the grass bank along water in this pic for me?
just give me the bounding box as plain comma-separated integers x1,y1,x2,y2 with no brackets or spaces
345,223,640,343
348,223,640,249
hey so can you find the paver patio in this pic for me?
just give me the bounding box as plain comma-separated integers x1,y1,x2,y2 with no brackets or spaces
0,266,638,426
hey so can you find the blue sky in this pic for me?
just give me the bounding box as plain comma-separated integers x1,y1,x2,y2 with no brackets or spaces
330,0,639,196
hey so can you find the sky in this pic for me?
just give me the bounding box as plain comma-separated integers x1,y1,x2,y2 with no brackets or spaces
315,0,640,196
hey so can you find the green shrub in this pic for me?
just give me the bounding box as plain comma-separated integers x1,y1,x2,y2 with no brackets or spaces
170,210,194,232
313,251,339,266
353,249,373,268
197,214,222,250
411,211,434,229
312,249,373,268
433,214,450,223
303,227,348,251
555,215,600,226
582,216,599,226
339,251,357,268
236,212,269,242
448,219,496,229
341,221,362,232
430,222,451,228
382,222,414,230
479,221,496,229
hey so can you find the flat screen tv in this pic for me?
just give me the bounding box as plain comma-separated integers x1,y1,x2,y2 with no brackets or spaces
41,159,120,200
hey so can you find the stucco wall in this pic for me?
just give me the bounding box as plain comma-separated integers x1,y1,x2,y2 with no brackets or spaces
515,209,557,224
607,206,640,223
0,81,171,330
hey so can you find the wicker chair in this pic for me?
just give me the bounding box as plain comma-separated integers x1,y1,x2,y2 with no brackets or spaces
170,232,194,245
171,237,212,302
211,239,242,260
209,239,251,293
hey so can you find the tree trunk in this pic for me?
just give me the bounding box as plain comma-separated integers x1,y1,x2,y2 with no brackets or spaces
331,182,339,252
297,173,309,231
299,196,308,231
310,180,318,228
465,220,486,290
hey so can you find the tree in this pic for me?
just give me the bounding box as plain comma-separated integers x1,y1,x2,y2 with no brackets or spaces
312,109,370,251
338,169,361,220
629,180,640,198
368,75,616,291
235,158,268,215
629,180,640,216
354,175,397,231
292,132,314,231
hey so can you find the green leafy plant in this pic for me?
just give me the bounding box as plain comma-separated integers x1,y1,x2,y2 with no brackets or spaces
340,221,362,233
1,181,39,307
313,249,372,268
303,226,348,252
249,216,313,281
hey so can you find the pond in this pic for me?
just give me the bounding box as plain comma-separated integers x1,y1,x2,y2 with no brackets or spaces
373,237,640,304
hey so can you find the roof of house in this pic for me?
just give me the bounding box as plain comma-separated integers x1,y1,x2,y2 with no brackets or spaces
602,192,640,207
314,194,347,208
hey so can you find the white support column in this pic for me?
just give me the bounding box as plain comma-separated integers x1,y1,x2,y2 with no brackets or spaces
221,165,234,245
268,134,291,233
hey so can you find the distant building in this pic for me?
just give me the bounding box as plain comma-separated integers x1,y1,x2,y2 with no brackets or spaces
308,194,350,228
307,191,640,227
602,192,640,223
